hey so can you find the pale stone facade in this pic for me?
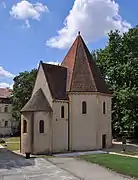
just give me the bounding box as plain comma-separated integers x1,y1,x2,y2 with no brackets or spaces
21,33,112,154
0,88,17,136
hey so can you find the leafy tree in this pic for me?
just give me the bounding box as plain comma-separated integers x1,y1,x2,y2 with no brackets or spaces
92,27,138,137
12,69,37,122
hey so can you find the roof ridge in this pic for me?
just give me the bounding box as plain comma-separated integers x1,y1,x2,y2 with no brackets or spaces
70,35,80,91
80,37,98,92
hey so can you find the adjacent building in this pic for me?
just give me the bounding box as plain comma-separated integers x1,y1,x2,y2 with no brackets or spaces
0,88,13,136
21,33,112,154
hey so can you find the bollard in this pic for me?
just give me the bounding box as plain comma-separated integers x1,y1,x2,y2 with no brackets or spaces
25,152,31,159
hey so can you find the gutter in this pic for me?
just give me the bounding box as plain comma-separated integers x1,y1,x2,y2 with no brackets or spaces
67,101,70,151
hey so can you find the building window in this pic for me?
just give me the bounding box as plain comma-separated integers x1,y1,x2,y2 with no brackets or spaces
4,121,8,127
103,102,106,114
39,120,44,133
61,106,64,118
23,120,27,133
82,101,87,114
4,106,8,112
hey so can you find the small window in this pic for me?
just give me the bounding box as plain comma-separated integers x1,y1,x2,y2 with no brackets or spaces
4,121,8,127
39,120,44,133
82,101,87,114
61,106,64,118
4,106,8,112
103,102,106,114
23,120,27,133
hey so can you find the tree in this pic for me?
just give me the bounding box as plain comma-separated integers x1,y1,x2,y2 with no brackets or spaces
92,27,138,137
12,69,37,122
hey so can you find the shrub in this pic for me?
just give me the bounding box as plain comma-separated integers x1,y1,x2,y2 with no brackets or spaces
0,139,5,144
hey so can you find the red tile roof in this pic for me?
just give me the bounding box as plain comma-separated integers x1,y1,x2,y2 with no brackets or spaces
61,34,111,94
0,88,12,98
31,34,111,103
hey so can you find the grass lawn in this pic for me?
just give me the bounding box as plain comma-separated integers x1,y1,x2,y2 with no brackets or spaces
3,142,20,151
81,154,138,178
1,136,20,151
5,136,20,142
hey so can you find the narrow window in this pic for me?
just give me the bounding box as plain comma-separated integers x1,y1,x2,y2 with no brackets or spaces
61,106,64,118
4,121,8,127
23,120,27,133
103,102,106,114
39,120,44,133
82,101,87,114
4,106,8,112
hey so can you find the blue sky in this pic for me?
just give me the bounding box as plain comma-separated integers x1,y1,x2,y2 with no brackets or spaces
0,0,137,88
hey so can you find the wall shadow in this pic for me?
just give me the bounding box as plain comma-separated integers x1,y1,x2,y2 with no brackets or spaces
0,147,35,170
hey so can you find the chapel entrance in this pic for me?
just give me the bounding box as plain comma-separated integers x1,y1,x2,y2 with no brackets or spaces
102,134,106,149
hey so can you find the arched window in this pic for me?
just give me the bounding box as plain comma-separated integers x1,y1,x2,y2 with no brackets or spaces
82,101,87,114
103,102,106,114
4,106,8,112
23,120,27,133
61,106,64,118
39,120,44,133
4,121,8,127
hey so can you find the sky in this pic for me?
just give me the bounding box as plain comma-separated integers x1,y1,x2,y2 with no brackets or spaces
0,0,137,88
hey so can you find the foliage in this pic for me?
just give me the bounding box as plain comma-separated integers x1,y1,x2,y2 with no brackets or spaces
92,27,138,136
12,69,37,122
0,139,5,144
81,154,138,178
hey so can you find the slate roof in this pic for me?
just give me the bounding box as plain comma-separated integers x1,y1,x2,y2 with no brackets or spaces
61,33,111,94
0,88,12,98
41,63,68,100
22,33,111,113
21,88,52,112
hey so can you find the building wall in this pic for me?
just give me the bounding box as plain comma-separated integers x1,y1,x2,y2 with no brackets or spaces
32,64,53,107
69,93,112,151
52,101,68,153
33,111,52,154
96,95,112,149
21,113,32,154
0,103,13,135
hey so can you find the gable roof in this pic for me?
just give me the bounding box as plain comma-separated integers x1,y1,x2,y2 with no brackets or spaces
21,88,52,112
61,33,111,94
0,88,12,98
41,63,68,100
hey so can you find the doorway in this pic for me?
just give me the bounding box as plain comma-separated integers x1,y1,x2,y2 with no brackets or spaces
102,134,106,149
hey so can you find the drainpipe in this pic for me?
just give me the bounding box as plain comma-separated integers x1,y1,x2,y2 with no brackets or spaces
31,112,34,154
20,118,21,153
67,101,70,151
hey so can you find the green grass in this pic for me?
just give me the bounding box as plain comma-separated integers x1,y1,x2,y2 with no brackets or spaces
5,137,20,142
81,154,138,178
121,151,138,156
3,143,20,151
2,136,20,151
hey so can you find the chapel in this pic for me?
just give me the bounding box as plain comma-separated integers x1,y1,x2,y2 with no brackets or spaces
21,32,112,154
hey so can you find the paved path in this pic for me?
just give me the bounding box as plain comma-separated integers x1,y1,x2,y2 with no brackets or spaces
49,157,134,180
0,146,135,180
0,147,78,180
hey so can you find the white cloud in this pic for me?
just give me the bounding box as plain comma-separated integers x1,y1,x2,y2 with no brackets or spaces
10,0,49,28
37,60,60,68
1,2,6,8
0,82,13,89
46,61,60,65
46,0,132,49
0,66,14,78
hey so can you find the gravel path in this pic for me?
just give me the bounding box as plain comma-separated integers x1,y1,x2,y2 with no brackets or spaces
0,145,135,180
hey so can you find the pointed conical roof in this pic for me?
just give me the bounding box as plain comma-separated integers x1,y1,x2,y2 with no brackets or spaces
61,33,111,94
21,88,52,112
